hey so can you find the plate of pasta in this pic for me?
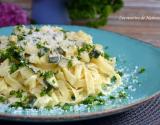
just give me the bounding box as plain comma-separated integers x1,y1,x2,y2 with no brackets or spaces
0,25,160,122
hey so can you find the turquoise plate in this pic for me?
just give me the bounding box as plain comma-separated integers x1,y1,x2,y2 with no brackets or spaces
0,25,160,122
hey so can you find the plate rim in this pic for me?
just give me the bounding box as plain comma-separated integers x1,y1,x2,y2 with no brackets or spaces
0,25,160,122
0,92,159,122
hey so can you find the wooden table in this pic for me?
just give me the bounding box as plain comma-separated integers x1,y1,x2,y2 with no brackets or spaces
101,0,160,47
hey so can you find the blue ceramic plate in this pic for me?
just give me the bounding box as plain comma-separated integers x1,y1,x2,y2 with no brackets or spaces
0,25,160,122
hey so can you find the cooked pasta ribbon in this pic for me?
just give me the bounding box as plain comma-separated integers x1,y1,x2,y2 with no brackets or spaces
0,25,122,108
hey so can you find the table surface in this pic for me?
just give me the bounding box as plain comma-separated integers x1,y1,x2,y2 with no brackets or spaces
101,0,160,47
1,0,160,124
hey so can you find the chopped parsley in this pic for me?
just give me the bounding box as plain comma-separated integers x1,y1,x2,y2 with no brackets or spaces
5,43,24,61
36,41,49,57
36,41,48,49
109,91,127,100
16,25,23,31
82,95,105,105
124,86,129,90
1,43,28,73
10,102,24,108
10,90,24,98
67,60,73,68
78,43,94,55
44,78,56,87
83,44,94,52
41,84,52,96
109,95,116,100
40,89,48,97
0,50,7,61
78,44,101,59
9,94,36,109
10,101,30,109
111,76,117,83
103,52,110,60
117,71,123,77
0,96,5,103
40,71,55,93
10,63,19,74
118,91,127,99
61,103,72,110
77,55,81,60
138,67,146,74
40,71,54,79
17,35,24,41
9,90,34,108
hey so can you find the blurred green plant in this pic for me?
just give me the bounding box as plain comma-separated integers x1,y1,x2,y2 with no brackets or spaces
67,0,123,27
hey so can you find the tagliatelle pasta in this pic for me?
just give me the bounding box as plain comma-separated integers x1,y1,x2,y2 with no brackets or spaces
0,25,122,108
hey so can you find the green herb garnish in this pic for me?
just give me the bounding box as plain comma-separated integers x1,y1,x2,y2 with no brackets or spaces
17,35,24,41
16,25,23,31
118,91,127,99
36,41,48,49
103,52,110,60
82,95,105,105
5,43,24,61
111,76,117,83
9,93,36,109
40,71,55,93
124,86,129,90
78,44,101,59
40,71,54,79
138,67,146,74
0,96,5,102
40,89,47,97
10,102,24,108
1,43,28,73
67,60,73,68
109,95,116,100
0,50,7,61
78,43,94,55
83,44,94,52
62,103,72,110
117,71,123,77
77,55,81,60
10,90,24,98
36,42,49,57
10,63,19,74
10,101,30,109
